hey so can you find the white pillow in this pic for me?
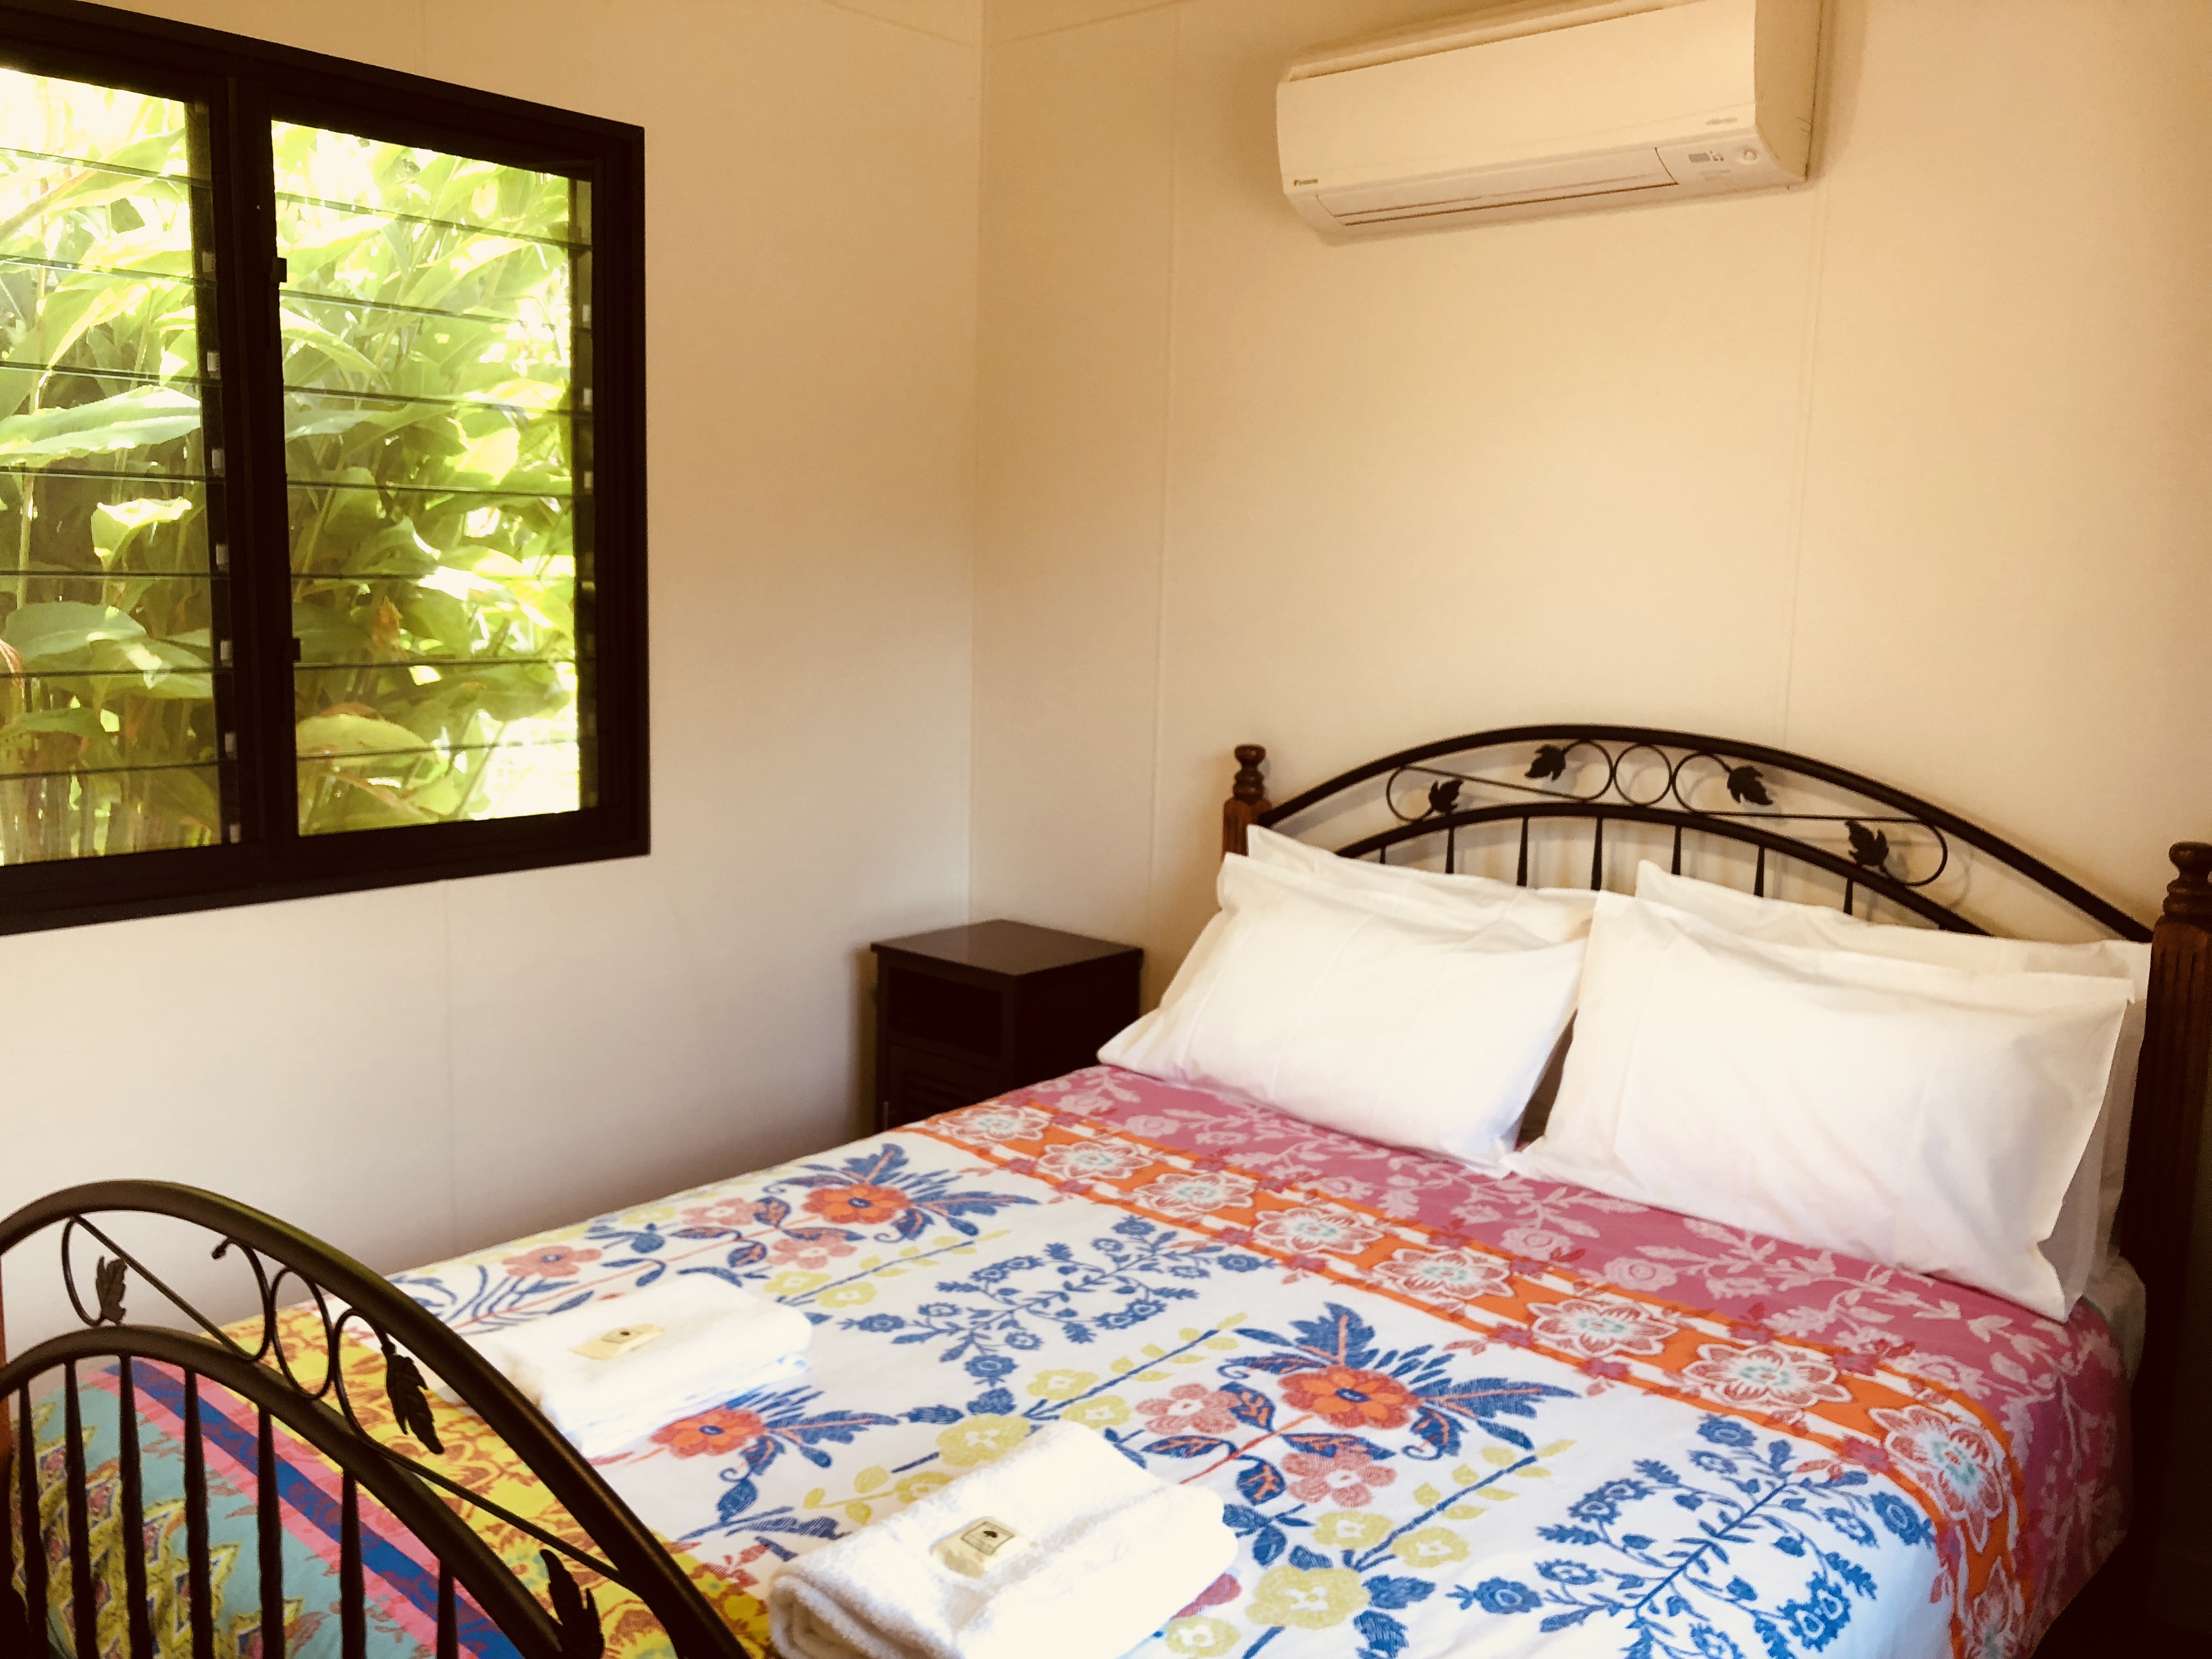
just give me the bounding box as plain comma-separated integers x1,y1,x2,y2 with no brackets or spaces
1100,854,1588,1171
1511,894,2132,1321
1634,861,2148,1291
1246,824,1600,931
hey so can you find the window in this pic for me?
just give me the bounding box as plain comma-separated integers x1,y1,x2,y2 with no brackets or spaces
0,2,645,933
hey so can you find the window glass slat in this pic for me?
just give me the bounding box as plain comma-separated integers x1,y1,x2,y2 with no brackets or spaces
279,121,588,834
0,67,232,868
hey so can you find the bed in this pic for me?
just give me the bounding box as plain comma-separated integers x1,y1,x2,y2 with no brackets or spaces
4,722,2205,1659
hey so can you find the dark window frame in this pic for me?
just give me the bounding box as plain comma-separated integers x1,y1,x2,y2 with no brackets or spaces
0,0,648,935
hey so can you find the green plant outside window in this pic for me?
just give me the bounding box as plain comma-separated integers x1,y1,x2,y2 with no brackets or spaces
0,71,592,864
0,68,224,864
278,122,587,836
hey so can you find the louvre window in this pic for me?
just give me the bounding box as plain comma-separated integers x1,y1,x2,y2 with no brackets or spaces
0,69,229,862
276,126,591,834
0,2,645,932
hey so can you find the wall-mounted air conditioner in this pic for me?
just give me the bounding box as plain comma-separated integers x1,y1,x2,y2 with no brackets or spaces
1278,0,1820,237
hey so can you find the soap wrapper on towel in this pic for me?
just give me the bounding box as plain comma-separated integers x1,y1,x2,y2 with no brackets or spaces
437,1274,812,1458
768,1421,1235,1659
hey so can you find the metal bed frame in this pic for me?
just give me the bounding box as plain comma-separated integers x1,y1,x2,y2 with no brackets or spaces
1,721,2202,1655
1224,722,2210,1615
0,1183,755,1658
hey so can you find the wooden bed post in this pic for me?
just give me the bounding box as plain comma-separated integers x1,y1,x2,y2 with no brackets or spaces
1223,745,1271,857
2122,840,2212,1574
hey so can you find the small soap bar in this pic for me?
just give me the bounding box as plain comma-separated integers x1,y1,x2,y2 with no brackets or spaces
571,1322,665,1361
932,1516,1028,1579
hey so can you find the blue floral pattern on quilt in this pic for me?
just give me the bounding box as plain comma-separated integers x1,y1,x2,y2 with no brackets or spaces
393,1123,1960,1659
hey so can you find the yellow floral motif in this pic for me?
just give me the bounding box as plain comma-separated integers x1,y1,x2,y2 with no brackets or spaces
815,1283,877,1308
1026,1369,1101,1401
936,1415,1032,1466
1250,1564,1370,1630
1161,1616,1241,1656
1311,1511,1391,1550
1390,1527,1471,1570
765,1270,830,1296
693,1577,767,1632
247,1311,761,1656
897,1470,957,1503
467,1228,567,1267
1061,1394,1131,1429
619,1203,679,1224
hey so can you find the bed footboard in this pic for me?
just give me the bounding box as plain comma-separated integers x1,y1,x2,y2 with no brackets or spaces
0,1180,757,1658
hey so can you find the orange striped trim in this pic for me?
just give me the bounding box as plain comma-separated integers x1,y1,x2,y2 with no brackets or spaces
912,1105,2027,1652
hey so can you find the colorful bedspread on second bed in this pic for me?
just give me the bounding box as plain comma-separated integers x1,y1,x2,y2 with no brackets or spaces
26,1065,2128,1659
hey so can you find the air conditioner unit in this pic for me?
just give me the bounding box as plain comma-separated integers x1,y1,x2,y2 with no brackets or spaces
1278,0,1820,237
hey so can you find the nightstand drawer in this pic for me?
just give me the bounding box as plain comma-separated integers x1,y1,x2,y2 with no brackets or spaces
879,1045,1004,1131
882,963,1001,1060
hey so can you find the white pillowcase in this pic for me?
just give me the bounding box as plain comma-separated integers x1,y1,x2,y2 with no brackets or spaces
1246,824,1600,930
1634,861,2148,1295
1099,854,1588,1170
1510,894,2133,1320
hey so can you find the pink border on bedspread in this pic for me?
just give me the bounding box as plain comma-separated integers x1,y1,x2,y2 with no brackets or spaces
81,1363,472,1655
1028,1064,2129,1642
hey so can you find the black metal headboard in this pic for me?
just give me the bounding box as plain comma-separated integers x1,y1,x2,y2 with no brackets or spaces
1233,724,2146,941
1222,723,2210,1607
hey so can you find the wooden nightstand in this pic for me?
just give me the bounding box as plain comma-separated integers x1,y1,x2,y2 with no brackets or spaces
870,921,1143,1133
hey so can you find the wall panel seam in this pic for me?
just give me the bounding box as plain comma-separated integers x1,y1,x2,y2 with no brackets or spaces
967,31,991,923
1775,0,1844,748
989,0,1181,48
441,880,459,1261
1142,3,1182,983
811,0,984,46
1774,187,1831,750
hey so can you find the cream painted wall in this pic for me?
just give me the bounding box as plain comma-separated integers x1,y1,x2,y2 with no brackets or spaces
1,0,981,1345
972,0,2212,1616
975,0,2212,966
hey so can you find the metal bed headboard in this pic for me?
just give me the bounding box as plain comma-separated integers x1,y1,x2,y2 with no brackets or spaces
1229,723,2147,940
1222,722,2211,1602
0,1181,757,1658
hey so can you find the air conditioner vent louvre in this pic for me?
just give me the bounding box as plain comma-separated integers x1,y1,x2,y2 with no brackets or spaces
1332,177,1677,225
1317,148,1675,223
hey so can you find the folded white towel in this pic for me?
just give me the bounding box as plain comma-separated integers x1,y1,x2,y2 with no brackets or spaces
450,1274,812,1458
769,1423,1235,1659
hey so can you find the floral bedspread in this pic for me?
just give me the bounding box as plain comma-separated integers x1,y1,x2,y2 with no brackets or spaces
26,1066,2125,1659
